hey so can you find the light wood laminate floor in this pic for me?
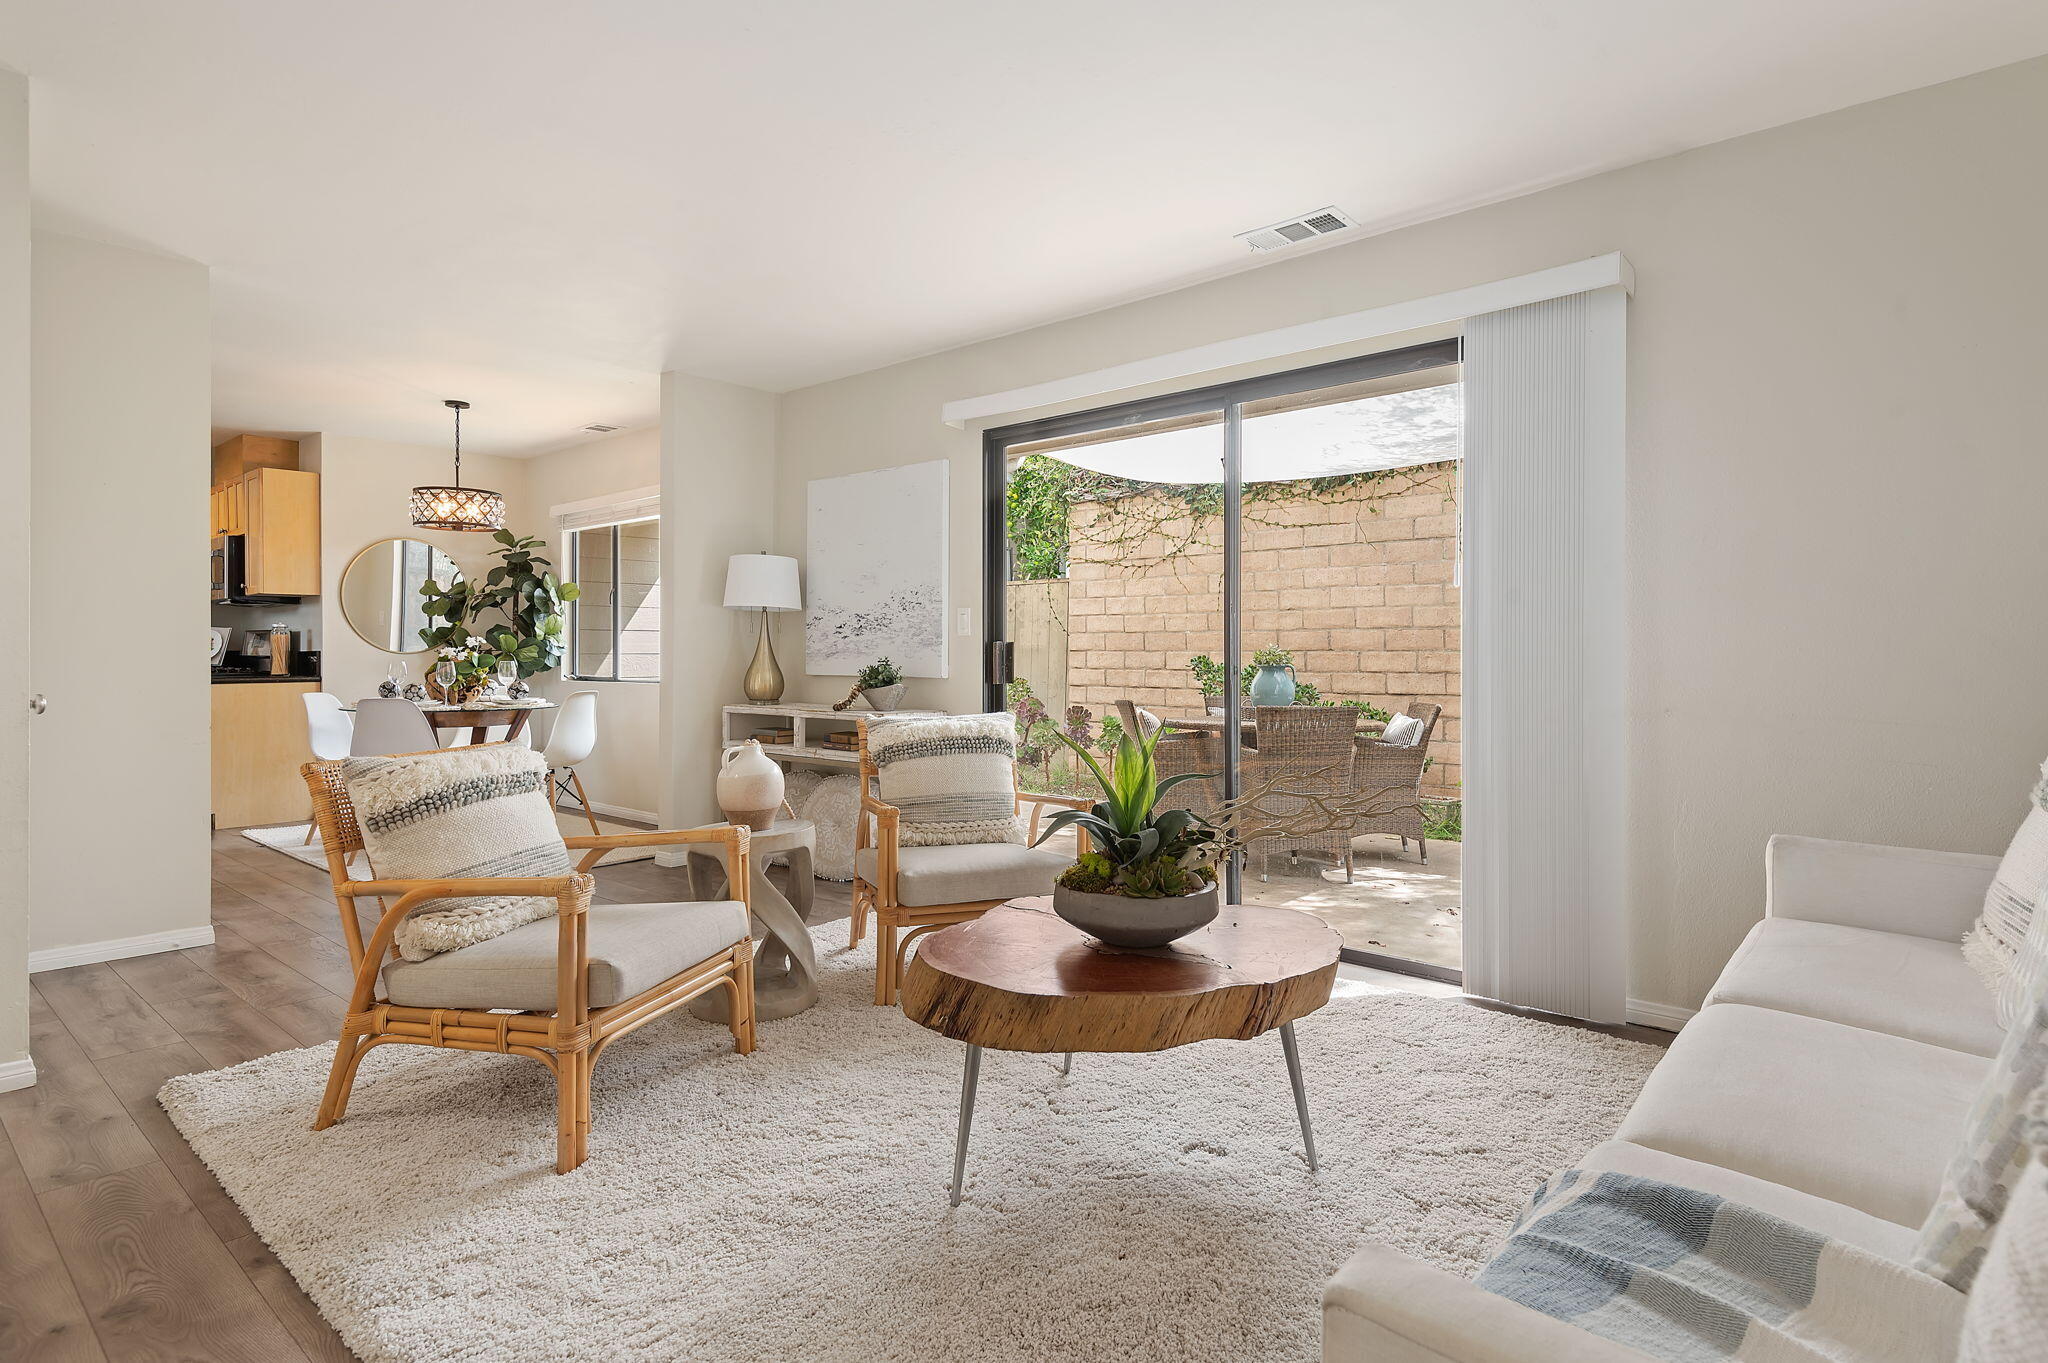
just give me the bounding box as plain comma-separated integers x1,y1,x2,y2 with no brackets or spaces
0,828,1666,1361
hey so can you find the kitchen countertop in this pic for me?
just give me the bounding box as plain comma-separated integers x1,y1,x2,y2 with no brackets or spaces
211,672,321,685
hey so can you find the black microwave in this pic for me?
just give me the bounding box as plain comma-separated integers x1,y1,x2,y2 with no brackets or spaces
210,534,301,605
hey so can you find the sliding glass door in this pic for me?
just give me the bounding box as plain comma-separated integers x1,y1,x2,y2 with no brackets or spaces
984,341,1465,980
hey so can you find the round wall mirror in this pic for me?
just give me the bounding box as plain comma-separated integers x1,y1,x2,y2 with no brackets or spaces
340,538,462,654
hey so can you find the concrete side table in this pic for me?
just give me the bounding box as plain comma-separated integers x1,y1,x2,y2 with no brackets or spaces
684,818,818,1020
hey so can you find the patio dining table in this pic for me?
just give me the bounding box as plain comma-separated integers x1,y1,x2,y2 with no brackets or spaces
1157,711,1387,750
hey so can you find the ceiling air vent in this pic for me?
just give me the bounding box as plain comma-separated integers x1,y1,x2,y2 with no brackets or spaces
1234,205,1358,253
582,423,622,433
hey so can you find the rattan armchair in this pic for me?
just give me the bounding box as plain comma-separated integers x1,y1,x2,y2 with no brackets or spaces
1239,706,1358,881
851,718,1089,1006
1347,701,1443,867
301,749,758,1174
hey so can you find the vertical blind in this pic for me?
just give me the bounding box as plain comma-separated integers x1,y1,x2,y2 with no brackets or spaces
1460,287,1629,1024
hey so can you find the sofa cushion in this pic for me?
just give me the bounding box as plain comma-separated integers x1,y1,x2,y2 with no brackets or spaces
855,842,1068,908
1577,1140,1921,1260
1614,1004,1987,1228
381,900,748,1010
1704,917,2004,1057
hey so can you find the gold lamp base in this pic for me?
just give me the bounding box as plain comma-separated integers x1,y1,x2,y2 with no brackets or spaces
743,608,785,702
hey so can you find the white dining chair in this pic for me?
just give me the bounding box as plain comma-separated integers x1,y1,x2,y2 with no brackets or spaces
541,689,602,835
349,697,438,757
301,693,356,843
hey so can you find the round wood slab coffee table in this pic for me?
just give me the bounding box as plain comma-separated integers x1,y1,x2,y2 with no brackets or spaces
899,897,1341,1205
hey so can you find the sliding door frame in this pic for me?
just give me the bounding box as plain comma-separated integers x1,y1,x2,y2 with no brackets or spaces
981,338,1462,981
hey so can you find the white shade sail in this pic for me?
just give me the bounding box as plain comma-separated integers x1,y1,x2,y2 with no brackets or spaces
723,553,801,611
1033,381,1462,485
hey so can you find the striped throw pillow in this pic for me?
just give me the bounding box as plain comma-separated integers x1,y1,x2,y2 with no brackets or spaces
867,713,1023,847
341,744,574,962
1965,759,2048,1023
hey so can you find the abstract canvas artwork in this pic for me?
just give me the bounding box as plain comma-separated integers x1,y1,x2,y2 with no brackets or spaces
805,459,949,677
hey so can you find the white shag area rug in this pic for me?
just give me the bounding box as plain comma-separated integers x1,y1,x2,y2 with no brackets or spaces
160,941,1659,1363
243,810,657,870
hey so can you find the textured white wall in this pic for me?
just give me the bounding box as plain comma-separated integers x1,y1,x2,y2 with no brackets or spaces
773,58,2048,1012
29,231,211,955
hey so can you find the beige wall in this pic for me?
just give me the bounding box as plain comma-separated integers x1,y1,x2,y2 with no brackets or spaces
774,58,2048,1013
307,434,531,707
0,69,27,1074
522,426,664,818
660,372,777,829
30,231,212,956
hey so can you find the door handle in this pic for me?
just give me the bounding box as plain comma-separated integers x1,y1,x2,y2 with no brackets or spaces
28,694,46,714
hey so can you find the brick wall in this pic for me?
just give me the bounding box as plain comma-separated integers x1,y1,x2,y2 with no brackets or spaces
1048,461,1461,796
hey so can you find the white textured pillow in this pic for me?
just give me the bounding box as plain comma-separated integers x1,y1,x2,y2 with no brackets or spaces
867,713,1022,847
1380,712,1424,748
1959,1089,2048,1362
1965,759,2048,1018
341,744,574,962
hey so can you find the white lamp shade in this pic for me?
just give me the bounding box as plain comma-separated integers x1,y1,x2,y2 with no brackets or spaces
723,553,802,611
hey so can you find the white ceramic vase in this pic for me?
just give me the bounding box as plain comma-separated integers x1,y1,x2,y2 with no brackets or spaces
718,740,785,831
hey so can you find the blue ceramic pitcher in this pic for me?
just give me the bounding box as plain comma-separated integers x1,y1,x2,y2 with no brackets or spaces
1248,662,1297,707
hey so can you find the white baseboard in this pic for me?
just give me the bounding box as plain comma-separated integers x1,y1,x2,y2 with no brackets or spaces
654,849,687,869
29,925,217,974
1626,997,1697,1032
587,801,659,825
0,1057,36,1093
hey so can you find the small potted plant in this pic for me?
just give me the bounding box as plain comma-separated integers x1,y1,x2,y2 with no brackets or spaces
1033,725,1223,948
858,657,906,712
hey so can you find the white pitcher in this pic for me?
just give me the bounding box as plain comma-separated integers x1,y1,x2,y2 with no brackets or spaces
717,740,785,831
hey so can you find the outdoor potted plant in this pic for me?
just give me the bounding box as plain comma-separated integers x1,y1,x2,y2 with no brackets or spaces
857,657,907,711
1032,724,1224,948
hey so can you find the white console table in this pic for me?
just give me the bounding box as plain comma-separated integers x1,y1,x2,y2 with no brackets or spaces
722,701,948,770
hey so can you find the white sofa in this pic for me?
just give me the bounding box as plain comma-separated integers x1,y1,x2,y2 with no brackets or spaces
1322,833,2005,1363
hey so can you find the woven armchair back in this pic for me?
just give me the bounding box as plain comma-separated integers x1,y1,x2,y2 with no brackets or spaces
302,758,365,859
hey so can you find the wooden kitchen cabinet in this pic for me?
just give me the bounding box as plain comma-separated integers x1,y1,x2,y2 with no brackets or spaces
212,681,319,828
210,467,319,594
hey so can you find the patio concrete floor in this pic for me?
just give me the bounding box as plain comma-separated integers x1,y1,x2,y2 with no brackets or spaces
1239,834,1462,971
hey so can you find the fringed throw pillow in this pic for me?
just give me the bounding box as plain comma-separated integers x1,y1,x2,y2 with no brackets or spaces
1915,942,2048,1290
867,713,1022,847
1959,1088,2048,1363
341,744,574,962
1965,759,2048,1020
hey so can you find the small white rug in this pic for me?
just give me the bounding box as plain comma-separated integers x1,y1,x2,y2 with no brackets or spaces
160,942,1660,1363
242,810,657,869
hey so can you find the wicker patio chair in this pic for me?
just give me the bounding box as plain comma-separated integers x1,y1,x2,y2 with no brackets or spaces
850,718,1090,1006
1347,701,1443,869
1239,706,1358,881
1153,724,1223,822
301,747,759,1174
1113,698,1164,742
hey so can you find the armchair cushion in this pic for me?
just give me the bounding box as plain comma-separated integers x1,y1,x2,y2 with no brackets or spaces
855,842,1069,908
381,900,748,1010
1381,712,1425,747
341,744,574,962
866,713,1023,847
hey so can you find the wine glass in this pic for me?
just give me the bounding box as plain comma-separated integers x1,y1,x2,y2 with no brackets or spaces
434,658,457,699
496,660,518,696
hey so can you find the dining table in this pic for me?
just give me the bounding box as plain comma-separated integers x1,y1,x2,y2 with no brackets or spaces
339,696,558,745
1156,711,1387,750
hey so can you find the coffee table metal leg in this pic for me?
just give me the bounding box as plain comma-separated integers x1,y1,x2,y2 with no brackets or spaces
950,1044,983,1206
1279,1022,1318,1171
1060,1052,1072,1076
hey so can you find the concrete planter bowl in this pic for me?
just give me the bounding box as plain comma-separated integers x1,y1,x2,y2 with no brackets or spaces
862,684,907,712
1052,880,1220,949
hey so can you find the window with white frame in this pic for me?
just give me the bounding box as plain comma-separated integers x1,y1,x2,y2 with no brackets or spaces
559,490,661,682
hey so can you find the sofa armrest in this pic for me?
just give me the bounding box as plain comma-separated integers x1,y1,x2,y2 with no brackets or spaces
1323,1246,1657,1363
1765,834,1999,942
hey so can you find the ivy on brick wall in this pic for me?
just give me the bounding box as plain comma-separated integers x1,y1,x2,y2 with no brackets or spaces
1005,453,1455,580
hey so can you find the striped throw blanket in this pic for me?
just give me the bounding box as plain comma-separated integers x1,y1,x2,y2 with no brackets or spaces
867,713,1023,847
1476,1170,1965,1363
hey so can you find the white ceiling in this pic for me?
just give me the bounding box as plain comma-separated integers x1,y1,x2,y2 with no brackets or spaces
2,1,2043,456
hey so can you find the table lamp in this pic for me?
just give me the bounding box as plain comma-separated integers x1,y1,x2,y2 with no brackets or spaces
723,553,802,702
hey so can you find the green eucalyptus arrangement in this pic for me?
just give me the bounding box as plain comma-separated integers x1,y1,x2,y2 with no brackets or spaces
1033,724,1221,899
417,531,581,679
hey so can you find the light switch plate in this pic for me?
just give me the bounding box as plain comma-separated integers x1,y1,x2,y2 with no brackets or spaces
956,608,973,636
